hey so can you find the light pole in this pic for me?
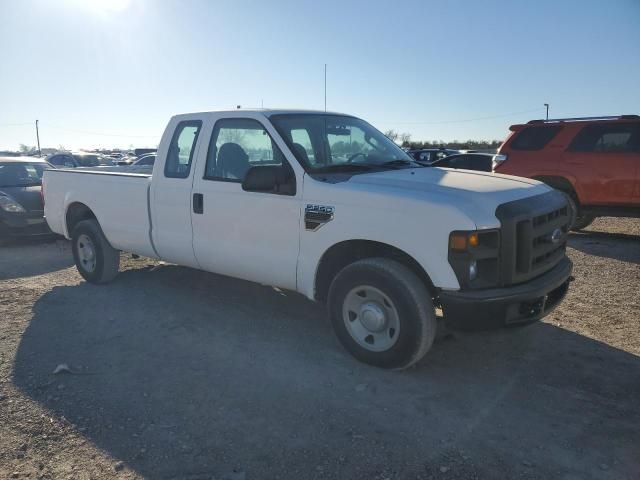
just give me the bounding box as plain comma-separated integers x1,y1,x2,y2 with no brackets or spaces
35,119,41,157
544,103,549,121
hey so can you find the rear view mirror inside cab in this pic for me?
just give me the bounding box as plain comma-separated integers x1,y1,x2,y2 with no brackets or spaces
326,126,351,136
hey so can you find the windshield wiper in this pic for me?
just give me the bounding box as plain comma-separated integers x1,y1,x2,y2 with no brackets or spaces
378,159,423,169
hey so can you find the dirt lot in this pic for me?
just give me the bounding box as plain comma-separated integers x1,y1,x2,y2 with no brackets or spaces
1,218,639,480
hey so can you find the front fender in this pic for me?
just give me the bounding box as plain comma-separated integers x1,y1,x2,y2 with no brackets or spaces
296,201,476,300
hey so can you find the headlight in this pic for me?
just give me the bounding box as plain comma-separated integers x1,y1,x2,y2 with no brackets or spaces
0,194,26,213
448,229,500,288
469,260,478,281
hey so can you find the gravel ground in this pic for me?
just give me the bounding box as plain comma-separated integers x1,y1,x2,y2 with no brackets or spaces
0,217,639,480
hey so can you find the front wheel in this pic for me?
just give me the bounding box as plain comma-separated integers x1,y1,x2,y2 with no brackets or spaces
71,219,120,284
328,258,437,369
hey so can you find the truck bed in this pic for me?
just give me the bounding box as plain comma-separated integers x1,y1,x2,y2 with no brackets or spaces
43,168,157,258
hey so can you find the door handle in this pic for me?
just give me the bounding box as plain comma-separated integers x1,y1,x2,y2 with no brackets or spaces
193,193,203,214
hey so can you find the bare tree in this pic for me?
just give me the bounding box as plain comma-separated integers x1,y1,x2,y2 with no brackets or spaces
399,132,412,146
383,129,399,142
19,144,36,154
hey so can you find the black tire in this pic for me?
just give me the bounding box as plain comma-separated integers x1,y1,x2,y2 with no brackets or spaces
561,191,595,231
71,219,120,284
327,258,437,369
561,192,578,229
572,214,596,231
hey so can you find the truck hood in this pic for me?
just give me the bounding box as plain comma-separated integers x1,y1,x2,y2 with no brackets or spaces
348,167,541,193
342,167,551,228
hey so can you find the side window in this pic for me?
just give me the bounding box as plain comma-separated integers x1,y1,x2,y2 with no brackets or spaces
435,151,449,161
59,155,75,167
511,126,562,151
290,128,316,165
418,152,431,162
205,118,284,182
568,124,640,153
164,121,202,178
448,157,466,169
460,156,475,169
49,156,62,166
439,156,461,168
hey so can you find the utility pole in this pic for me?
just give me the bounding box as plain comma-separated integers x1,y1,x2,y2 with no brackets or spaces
35,119,41,157
324,63,327,112
544,103,549,121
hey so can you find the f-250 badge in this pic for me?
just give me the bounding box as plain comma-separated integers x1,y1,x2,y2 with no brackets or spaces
305,204,335,231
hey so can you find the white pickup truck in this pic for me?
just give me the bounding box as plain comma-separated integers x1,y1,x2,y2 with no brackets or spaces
43,109,573,369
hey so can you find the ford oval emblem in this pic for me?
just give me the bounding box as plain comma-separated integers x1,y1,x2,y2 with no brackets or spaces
550,228,562,244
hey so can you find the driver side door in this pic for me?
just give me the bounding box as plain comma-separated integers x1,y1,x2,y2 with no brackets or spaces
191,116,301,290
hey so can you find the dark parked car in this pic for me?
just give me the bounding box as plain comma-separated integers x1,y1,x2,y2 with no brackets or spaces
46,153,76,168
133,153,156,166
46,152,110,168
430,153,494,172
406,148,459,164
134,148,157,157
0,157,53,241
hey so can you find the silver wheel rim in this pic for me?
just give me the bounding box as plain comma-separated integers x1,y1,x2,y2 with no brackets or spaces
77,234,97,273
342,285,400,352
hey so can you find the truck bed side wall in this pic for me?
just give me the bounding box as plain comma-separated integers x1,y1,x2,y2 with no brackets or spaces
44,170,157,258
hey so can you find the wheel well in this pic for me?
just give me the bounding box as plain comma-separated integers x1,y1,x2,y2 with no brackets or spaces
534,176,579,203
65,202,96,235
314,240,436,304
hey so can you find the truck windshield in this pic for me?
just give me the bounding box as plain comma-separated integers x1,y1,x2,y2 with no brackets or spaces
270,114,421,173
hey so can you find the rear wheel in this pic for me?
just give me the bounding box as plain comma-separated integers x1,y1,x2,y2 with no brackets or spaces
328,258,437,369
71,219,120,284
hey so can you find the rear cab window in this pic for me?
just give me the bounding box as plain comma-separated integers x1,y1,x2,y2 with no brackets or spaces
509,126,562,151
164,120,202,178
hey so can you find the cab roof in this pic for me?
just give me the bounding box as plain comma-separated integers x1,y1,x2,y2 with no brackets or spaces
174,108,352,118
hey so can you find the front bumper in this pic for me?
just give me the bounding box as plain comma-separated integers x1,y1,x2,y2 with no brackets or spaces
439,257,573,330
0,212,52,238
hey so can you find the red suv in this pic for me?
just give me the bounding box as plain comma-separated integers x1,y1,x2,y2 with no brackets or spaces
493,115,640,230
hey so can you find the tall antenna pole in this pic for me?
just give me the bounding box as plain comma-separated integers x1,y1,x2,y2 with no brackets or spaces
35,119,41,157
544,103,549,121
324,63,327,112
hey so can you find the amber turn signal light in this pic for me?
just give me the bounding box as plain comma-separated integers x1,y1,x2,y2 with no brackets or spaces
468,233,479,247
449,232,478,251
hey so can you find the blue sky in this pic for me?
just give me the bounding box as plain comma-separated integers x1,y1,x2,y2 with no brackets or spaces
0,0,639,150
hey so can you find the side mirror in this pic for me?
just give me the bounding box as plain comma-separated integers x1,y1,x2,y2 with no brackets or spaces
242,165,279,192
242,165,296,195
